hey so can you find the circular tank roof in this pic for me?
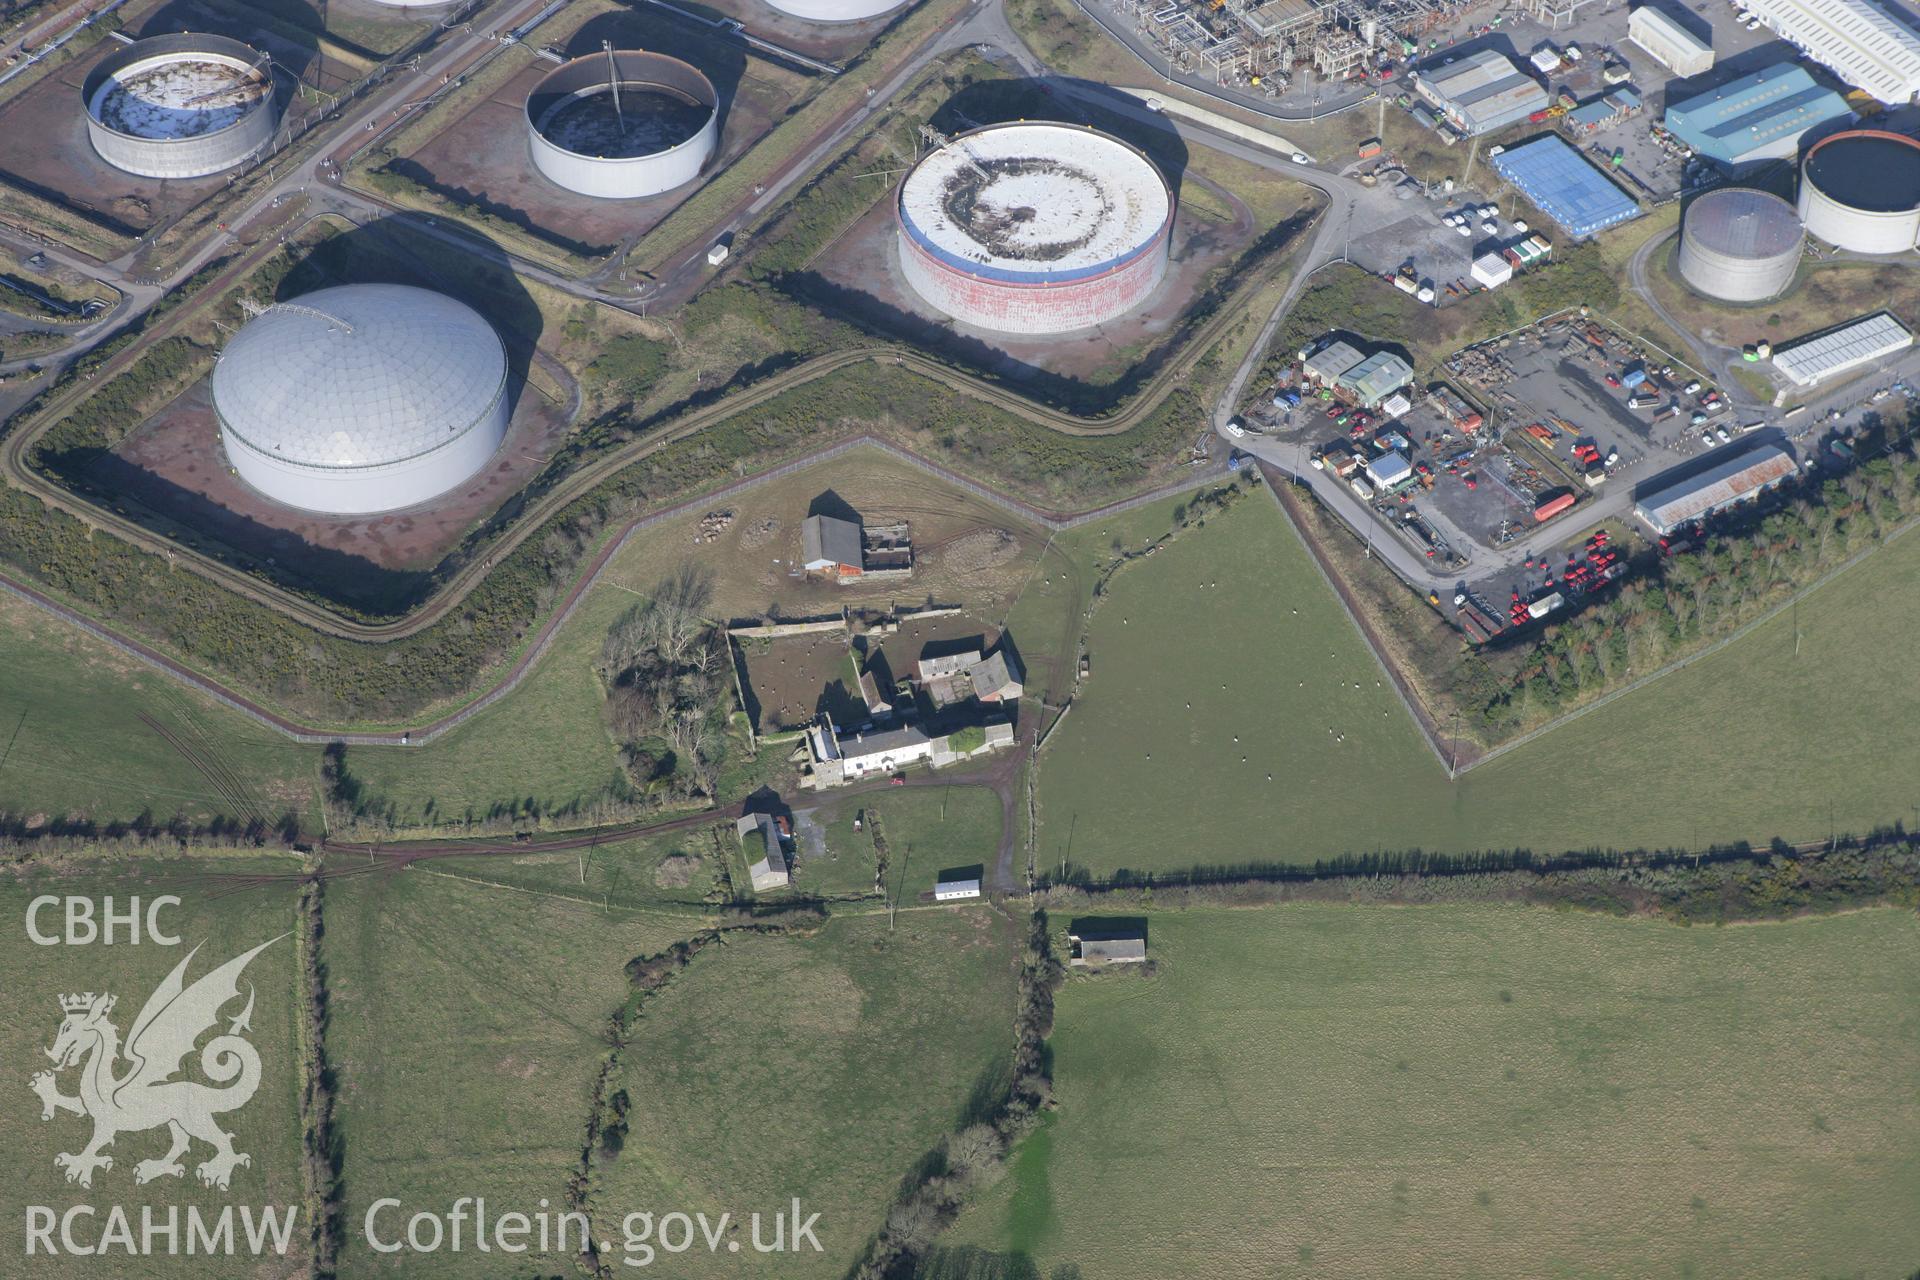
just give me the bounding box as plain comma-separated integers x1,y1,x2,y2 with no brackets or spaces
212,284,508,470
898,123,1172,281
1685,187,1802,257
82,34,272,144
1804,130,1920,213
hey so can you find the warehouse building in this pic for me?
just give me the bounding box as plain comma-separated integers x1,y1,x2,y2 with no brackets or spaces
1772,310,1914,384
1634,446,1800,534
1662,63,1853,168
1302,339,1367,384
1490,136,1642,238
1413,50,1549,136
1629,6,1715,76
1338,351,1415,407
1738,0,1920,103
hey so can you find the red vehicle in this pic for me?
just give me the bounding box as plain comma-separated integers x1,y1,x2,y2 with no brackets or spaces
1604,373,1621,387
890,774,906,786
1327,404,1344,419
1464,475,1478,489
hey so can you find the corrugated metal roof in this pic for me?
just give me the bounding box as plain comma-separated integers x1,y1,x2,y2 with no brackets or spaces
1663,64,1852,165
1490,136,1642,238
1568,99,1617,126
1741,0,1920,102
1629,6,1713,56
1340,351,1414,403
1417,50,1548,131
1635,445,1800,531
1304,340,1366,382
1772,311,1914,384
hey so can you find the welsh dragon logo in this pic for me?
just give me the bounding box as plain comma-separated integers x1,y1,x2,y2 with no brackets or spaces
29,937,282,1190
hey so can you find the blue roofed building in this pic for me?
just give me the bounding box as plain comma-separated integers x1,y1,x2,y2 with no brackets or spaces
1490,136,1643,238
1662,63,1853,169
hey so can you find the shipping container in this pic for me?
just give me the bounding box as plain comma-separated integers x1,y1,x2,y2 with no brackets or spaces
1534,490,1577,521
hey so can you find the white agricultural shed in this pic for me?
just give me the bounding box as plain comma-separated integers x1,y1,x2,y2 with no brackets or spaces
1771,311,1915,384
1738,0,1920,103
1628,6,1715,77
934,876,982,901
1471,252,1513,288
213,284,510,515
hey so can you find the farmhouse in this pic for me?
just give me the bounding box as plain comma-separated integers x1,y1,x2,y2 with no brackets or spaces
802,715,1014,789
737,813,791,891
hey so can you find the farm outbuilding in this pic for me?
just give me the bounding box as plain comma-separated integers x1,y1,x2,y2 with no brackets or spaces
934,875,982,901
801,515,864,576
1489,136,1641,238
738,814,791,892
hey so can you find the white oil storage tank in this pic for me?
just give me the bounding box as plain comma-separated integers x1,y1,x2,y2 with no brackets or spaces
82,33,277,179
896,121,1174,335
764,0,909,20
213,285,511,515
1798,130,1920,255
525,50,719,200
1678,187,1804,303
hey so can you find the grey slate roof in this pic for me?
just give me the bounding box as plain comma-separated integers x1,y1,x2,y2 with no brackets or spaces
801,515,863,569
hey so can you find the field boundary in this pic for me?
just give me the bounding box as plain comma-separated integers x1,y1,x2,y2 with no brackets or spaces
0,438,1228,746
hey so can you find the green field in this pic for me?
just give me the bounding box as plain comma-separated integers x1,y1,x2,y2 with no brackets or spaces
0,592,321,830
948,904,1920,1279
336,582,632,831
1038,491,1920,876
859,785,1006,901
591,910,1022,1279
323,859,700,1277
0,856,311,1278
